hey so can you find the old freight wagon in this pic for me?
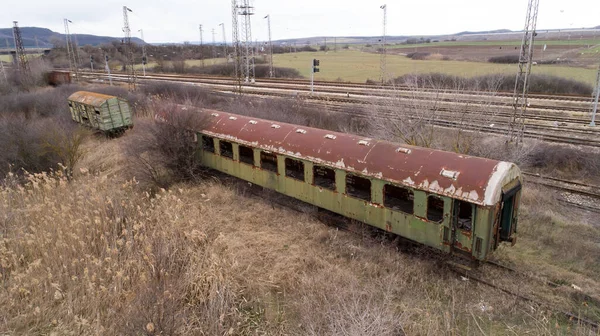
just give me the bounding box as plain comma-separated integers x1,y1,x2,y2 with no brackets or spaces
67,91,133,134
45,70,71,86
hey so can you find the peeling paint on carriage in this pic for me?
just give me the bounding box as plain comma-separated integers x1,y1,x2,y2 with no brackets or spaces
199,108,520,207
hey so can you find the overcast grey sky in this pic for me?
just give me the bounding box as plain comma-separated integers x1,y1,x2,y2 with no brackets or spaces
4,0,599,43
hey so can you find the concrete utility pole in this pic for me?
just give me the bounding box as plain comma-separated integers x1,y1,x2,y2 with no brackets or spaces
509,0,540,144
380,4,387,83
0,59,6,84
591,66,600,126
138,29,146,76
212,28,217,61
219,23,227,60
104,55,113,86
199,24,205,67
264,14,273,78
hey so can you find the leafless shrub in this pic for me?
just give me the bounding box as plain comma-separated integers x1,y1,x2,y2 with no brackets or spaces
225,96,360,133
405,52,431,60
370,73,502,152
0,114,89,178
387,72,593,95
488,55,520,64
124,100,208,190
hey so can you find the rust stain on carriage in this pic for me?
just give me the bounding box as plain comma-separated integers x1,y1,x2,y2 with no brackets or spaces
68,91,119,107
196,108,506,205
460,229,472,239
453,241,472,253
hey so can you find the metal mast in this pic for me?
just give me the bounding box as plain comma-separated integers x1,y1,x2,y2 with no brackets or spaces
63,20,73,70
590,65,600,126
231,0,243,92
380,4,387,84
219,23,227,60
12,21,30,79
199,24,205,67
238,0,255,83
212,28,217,60
264,14,273,78
122,6,136,91
509,0,540,144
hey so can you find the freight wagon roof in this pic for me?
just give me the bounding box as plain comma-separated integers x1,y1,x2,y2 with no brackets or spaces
68,91,117,107
197,108,521,206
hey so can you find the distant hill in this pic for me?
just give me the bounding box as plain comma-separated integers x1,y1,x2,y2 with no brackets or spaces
455,29,512,35
0,27,145,48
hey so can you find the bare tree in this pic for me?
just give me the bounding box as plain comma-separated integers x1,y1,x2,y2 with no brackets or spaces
370,73,504,154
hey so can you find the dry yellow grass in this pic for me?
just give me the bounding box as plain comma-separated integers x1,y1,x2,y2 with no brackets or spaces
0,131,598,335
1,104,599,334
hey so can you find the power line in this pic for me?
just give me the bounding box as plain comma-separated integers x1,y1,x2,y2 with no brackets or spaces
509,0,540,144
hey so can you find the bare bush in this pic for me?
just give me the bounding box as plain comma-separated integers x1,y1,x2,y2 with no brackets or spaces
488,55,520,64
370,73,502,152
153,63,302,78
405,52,431,60
124,101,208,190
387,72,593,95
0,84,82,118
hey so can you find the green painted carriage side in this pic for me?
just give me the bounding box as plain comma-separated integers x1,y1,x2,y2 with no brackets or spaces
67,97,132,132
199,134,496,260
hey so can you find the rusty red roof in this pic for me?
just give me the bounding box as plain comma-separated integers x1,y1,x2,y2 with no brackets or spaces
68,91,116,107
194,108,521,206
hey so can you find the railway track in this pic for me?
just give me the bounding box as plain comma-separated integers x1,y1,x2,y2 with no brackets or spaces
81,72,600,148
77,69,593,102
78,71,595,114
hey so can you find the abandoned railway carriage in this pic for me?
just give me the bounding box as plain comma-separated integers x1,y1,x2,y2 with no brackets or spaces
193,109,522,261
67,91,133,134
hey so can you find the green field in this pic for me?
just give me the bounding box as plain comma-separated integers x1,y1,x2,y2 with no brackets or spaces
382,39,600,49
269,50,598,84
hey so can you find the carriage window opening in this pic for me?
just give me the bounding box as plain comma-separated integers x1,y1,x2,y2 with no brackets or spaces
314,166,336,190
219,141,233,159
239,145,254,165
285,158,305,181
456,200,474,231
345,174,371,202
427,196,444,223
260,151,278,173
202,136,215,153
384,185,414,214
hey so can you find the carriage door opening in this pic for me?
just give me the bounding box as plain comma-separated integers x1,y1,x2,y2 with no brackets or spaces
452,200,474,254
500,182,521,243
